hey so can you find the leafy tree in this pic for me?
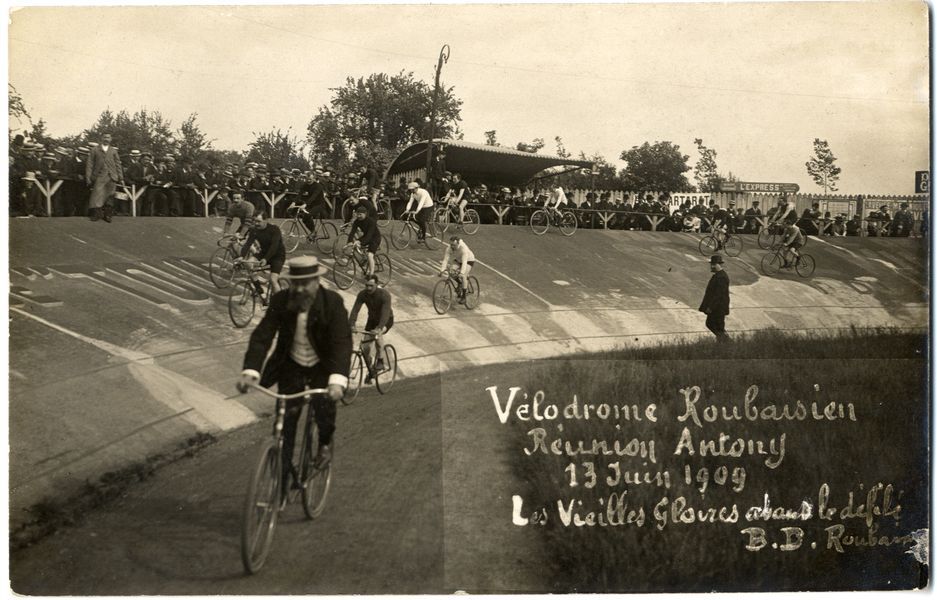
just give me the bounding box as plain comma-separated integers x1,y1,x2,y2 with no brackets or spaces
29,118,53,148
693,138,723,192
619,141,693,192
307,71,463,172
554,136,570,159
246,128,310,171
202,148,246,169
9,84,32,140
516,138,544,153
805,138,841,194
84,108,175,157
177,113,213,164
484,130,498,146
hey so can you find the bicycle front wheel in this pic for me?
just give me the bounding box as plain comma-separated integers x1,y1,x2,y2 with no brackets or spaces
315,221,339,255
761,252,782,276
301,421,332,519
374,253,393,287
432,280,453,315
698,236,719,256
332,257,356,290
281,220,302,254
390,221,412,250
375,344,398,394
376,199,393,228
462,209,480,235
434,207,450,234
757,228,776,250
795,254,816,278
343,352,364,405
464,276,481,310
228,281,257,328
724,235,743,258
530,210,549,235
209,246,238,289
559,211,578,236
240,440,281,575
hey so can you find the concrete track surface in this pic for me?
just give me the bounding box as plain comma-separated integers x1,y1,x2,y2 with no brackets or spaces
8,218,928,593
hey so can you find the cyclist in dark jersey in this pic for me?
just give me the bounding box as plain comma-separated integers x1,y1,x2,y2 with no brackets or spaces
348,274,394,383
346,204,381,276
240,212,286,295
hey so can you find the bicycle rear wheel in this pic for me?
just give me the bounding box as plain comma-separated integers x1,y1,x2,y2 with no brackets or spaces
301,420,332,519
315,221,339,255
432,280,453,315
281,220,302,253
375,344,398,394
760,252,782,276
757,227,776,250
724,235,743,258
228,281,257,328
559,211,578,236
376,199,393,228
462,209,480,235
209,246,238,289
374,253,392,287
343,352,364,405
332,257,356,290
464,276,481,310
698,236,719,256
795,254,816,278
422,219,438,250
240,440,280,575
530,210,549,235
390,221,412,250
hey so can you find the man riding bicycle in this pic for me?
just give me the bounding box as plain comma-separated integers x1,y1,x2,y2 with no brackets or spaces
239,212,286,296
544,184,569,218
403,181,434,244
443,172,470,224
780,217,806,268
768,192,796,228
287,172,329,234
348,274,394,384
237,256,351,498
345,204,381,277
342,193,376,227
223,191,256,237
710,200,736,247
439,235,476,304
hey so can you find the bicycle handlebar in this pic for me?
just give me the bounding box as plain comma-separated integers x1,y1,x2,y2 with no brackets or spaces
245,382,329,400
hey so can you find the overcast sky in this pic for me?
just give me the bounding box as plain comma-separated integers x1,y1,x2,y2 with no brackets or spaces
7,2,930,195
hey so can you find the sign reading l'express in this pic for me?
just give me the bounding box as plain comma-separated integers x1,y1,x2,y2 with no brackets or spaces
720,181,800,193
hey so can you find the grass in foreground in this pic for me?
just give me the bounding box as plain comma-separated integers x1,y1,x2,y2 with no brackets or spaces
509,328,928,592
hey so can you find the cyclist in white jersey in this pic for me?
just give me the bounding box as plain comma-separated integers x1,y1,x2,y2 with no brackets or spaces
439,235,476,303
545,184,568,218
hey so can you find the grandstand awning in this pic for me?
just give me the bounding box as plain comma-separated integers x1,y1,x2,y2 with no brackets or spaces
384,139,594,187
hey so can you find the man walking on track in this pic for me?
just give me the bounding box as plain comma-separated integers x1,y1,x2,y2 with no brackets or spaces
699,254,730,341
85,133,124,222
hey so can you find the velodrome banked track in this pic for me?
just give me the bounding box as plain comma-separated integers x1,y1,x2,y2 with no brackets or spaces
9,218,928,538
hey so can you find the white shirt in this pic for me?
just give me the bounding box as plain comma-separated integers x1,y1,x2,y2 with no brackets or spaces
290,311,319,367
547,186,568,208
405,188,434,213
441,240,476,271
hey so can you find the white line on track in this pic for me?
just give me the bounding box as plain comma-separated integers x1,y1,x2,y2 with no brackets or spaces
474,259,555,308
10,307,153,363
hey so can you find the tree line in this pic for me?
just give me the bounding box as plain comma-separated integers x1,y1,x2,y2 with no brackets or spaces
8,79,840,193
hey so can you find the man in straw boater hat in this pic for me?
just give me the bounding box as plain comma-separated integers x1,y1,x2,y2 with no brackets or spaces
238,255,352,484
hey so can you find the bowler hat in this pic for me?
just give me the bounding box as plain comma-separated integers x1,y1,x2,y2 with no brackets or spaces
281,256,321,280
710,255,724,265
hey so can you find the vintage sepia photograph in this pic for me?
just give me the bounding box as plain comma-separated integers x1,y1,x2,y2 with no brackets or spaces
6,1,930,595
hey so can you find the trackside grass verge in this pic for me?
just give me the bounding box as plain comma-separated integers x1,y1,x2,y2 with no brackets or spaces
11,432,216,551
507,328,928,593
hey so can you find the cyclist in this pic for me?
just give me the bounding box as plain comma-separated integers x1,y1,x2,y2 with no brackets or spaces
403,181,434,244
287,172,329,236
223,191,255,238
342,193,376,229
768,192,796,229
348,274,394,384
239,212,286,297
439,235,476,304
345,204,380,276
237,255,352,498
444,172,471,224
544,183,569,219
779,217,806,268
710,200,735,248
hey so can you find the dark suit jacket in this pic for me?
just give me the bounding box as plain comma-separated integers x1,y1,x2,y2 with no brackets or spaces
699,270,730,316
85,146,124,184
243,287,352,388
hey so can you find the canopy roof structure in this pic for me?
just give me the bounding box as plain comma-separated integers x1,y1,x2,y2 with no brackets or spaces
384,139,593,187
